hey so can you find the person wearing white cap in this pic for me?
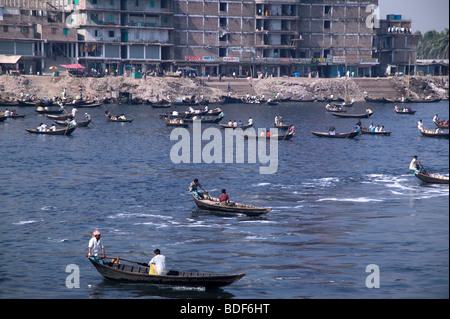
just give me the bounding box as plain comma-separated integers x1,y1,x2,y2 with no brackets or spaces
88,230,105,258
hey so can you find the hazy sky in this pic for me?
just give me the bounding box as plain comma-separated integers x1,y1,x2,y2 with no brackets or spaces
379,0,449,32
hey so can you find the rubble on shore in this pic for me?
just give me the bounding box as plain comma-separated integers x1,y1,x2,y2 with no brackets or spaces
0,74,448,102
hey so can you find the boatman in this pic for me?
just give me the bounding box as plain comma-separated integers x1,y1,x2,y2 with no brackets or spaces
189,178,206,199
88,230,105,260
409,155,423,174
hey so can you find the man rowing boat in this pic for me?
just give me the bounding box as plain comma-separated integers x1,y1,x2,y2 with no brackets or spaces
189,178,206,199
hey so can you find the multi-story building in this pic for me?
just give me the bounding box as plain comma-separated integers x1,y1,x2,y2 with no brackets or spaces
0,0,417,78
373,14,419,76
0,0,174,75
173,0,379,77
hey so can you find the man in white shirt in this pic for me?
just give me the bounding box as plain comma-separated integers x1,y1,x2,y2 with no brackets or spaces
148,249,168,275
409,155,422,174
88,230,105,257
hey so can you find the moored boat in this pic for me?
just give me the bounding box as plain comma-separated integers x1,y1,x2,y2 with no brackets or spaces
414,171,449,184
190,191,272,216
88,257,245,288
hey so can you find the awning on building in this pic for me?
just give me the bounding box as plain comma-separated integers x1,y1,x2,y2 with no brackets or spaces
60,63,85,69
0,55,22,64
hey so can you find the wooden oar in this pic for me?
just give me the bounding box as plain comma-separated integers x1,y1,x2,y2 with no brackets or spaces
87,255,148,267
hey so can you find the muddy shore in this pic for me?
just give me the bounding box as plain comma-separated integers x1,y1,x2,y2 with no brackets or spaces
0,74,448,103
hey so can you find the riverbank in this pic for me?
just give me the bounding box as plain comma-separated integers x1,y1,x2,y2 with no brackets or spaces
0,74,448,102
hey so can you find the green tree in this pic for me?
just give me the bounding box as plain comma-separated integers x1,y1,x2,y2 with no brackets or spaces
416,29,449,59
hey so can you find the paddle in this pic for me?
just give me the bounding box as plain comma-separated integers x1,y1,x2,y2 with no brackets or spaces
87,255,149,267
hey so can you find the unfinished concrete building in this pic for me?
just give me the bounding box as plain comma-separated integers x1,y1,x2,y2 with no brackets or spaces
173,0,379,77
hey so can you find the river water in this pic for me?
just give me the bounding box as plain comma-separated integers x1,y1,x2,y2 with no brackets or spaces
0,100,448,299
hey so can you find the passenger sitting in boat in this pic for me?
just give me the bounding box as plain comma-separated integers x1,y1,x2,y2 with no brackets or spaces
118,114,127,120
232,120,237,127
50,124,57,131
374,125,381,132
148,249,168,275
227,120,233,126
369,123,374,131
266,130,271,137
219,189,230,206
69,119,77,127
380,126,385,132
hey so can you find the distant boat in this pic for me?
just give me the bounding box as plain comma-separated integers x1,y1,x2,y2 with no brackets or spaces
361,127,391,136
190,191,272,216
311,130,360,138
105,112,133,122
433,119,449,129
219,123,253,129
25,126,76,135
331,110,373,118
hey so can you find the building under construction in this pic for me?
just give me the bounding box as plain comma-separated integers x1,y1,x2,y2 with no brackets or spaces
0,0,417,77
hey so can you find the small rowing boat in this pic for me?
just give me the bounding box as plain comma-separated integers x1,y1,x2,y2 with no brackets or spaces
311,130,360,138
190,191,272,216
331,109,373,118
105,112,133,122
219,123,254,129
361,127,391,136
25,126,76,135
88,257,245,288
414,171,449,184
165,119,189,127
54,119,91,127
419,128,449,139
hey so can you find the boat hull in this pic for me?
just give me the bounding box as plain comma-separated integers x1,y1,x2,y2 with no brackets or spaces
89,258,245,288
414,172,449,184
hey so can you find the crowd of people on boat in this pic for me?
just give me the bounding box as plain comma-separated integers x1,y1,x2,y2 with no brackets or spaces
1,108,19,117
433,114,449,127
394,105,413,113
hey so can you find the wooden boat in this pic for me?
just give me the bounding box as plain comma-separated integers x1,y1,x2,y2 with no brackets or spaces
331,110,373,118
311,130,360,138
149,100,172,108
414,171,449,184
267,100,279,106
219,123,253,129
190,191,272,216
0,100,20,107
35,107,64,115
326,104,346,113
419,128,449,138
165,119,189,127
54,119,91,127
433,119,449,129
273,123,291,129
25,126,77,135
183,114,224,123
5,113,26,119
395,108,416,115
88,257,245,288
361,127,391,136
46,113,73,120
245,132,295,140
105,113,133,123
364,96,384,103
74,102,102,108
17,100,37,106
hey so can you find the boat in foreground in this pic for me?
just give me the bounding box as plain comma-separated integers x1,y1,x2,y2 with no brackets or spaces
88,257,245,288
25,126,77,135
414,171,449,184
190,191,272,216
